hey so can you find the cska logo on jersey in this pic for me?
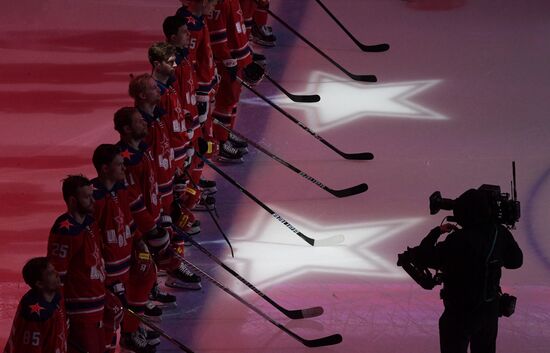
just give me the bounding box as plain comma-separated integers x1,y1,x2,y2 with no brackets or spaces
90,238,106,282
158,133,173,171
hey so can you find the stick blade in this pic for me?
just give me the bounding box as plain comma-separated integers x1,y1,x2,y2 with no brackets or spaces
341,151,374,160
329,183,368,198
300,306,324,319
313,234,345,247
360,43,390,52
349,73,378,82
284,305,324,319
303,334,343,348
289,94,321,103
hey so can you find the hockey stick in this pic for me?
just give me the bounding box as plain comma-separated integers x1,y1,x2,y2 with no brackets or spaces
125,308,195,353
239,77,374,161
314,0,390,52
216,122,368,197
172,224,324,319
264,74,320,103
197,151,344,246
178,256,343,347
184,170,235,257
267,9,377,82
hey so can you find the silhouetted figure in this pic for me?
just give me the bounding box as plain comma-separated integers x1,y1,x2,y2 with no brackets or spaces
416,189,523,353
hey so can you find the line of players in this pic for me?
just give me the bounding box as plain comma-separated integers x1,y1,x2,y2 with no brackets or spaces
3,0,278,352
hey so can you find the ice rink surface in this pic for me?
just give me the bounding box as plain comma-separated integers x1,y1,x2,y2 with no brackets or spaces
1,0,549,352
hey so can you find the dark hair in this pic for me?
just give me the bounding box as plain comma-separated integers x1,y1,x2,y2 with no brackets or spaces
92,144,120,173
163,15,187,39
128,73,152,101
22,257,50,290
62,174,91,203
114,107,139,134
148,42,176,66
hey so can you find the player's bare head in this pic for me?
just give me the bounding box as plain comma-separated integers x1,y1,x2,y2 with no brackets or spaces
62,174,91,203
149,41,176,70
163,16,190,48
22,257,59,292
129,73,160,105
114,106,147,140
93,144,125,181
62,174,94,214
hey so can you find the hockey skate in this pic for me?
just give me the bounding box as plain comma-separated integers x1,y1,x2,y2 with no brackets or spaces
144,301,162,322
199,178,217,195
138,326,161,347
193,194,216,212
149,282,177,309
120,330,157,353
251,24,276,47
217,140,244,163
165,262,202,290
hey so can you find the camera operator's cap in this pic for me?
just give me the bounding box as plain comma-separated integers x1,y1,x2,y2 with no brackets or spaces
453,189,492,227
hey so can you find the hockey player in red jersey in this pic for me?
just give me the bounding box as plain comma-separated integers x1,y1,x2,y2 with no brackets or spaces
114,105,201,290
91,144,159,353
163,15,217,214
129,72,199,239
207,0,262,163
148,43,203,243
175,0,221,194
3,257,68,353
47,175,106,353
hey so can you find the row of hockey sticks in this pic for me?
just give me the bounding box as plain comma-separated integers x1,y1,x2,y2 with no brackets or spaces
238,77,374,161
197,151,344,247
267,8,378,82
183,169,235,257
174,244,343,348
214,121,368,198
172,225,323,320
259,1,391,100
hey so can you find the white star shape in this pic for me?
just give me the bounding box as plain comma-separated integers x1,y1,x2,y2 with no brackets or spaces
242,71,446,132
220,209,424,293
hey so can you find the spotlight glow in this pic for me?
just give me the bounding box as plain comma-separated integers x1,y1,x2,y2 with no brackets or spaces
223,210,425,292
243,71,446,131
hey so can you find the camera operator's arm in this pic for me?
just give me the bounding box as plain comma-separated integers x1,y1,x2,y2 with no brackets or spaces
420,224,457,247
417,224,458,268
500,225,523,269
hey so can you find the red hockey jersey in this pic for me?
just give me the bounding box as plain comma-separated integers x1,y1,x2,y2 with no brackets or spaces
117,140,161,233
138,106,175,215
47,214,105,321
174,49,202,138
3,290,67,353
207,0,252,66
175,7,217,98
92,178,136,286
156,80,192,171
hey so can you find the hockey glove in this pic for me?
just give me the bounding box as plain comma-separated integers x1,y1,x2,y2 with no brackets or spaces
243,61,265,85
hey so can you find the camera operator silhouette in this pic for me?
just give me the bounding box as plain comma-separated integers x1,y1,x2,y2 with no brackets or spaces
400,188,523,353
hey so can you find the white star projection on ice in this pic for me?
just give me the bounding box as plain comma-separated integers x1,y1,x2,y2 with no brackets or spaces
222,210,424,293
242,71,446,132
